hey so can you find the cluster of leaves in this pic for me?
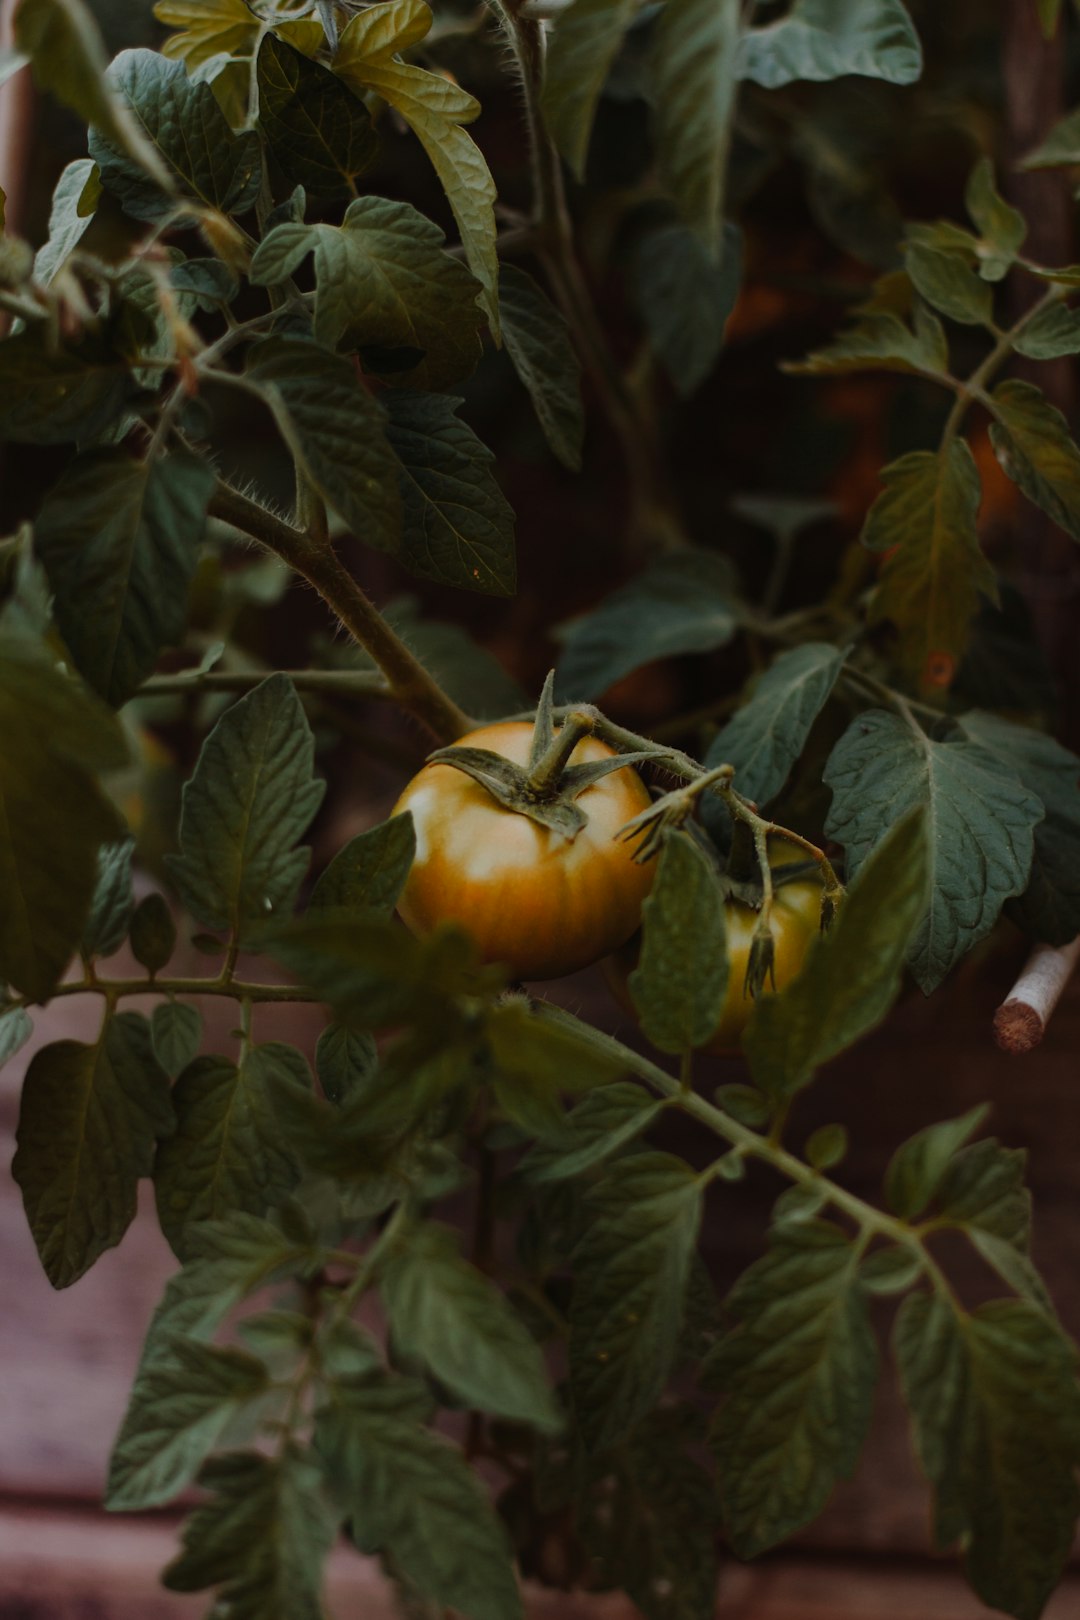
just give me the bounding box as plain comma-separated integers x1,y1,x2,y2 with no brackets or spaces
3,1,1080,1619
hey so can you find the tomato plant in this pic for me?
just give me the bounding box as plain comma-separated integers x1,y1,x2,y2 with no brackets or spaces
2,2,1080,1619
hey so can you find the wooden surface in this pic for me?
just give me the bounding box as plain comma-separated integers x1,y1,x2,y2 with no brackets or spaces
2,931,1079,1614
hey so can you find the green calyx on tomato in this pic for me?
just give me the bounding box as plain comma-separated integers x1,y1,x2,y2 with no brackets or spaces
391,673,661,981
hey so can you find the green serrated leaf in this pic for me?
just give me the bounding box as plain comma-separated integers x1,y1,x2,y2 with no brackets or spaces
129,892,177,974
257,32,378,200
1021,105,1080,169
522,1082,664,1183
15,0,172,193
167,673,325,940
1012,301,1080,360
13,1012,174,1287
314,1022,378,1105
487,997,625,1118
709,1221,877,1557
0,639,127,1000
164,1445,336,1619
540,0,638,179
310,812,415,916
745,808,927,1101
569,1152,703,1452
151,1000,203,1077
895,1293,1080,1620
556,550,738,701
862,440,995,689
0,324,136,445
107,1339,271,1511
632,217,742,398
383,1221,561,1429
250,196,485,390
737,0,922,89
989,377,1080,542
154,1043,310,1258
382,391,516,596
499,262,584,470
315,1377,521,1620
82,838,135,959
88,48,258,221
244,335,401,553
705,642,844,806
933,1138,1051,1313
956,711,1080,945
334,0,499,335
651,0,739,249
34,448,214,706
629,830,728,1055
964,158,1026,282
786,305,948,379
884,1104,988,1220
823,711,1042,993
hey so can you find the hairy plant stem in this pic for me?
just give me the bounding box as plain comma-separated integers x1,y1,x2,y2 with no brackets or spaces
495,2,682,553
536,1005,956,1299
18,975,322,1008
139,667,392,699
207,479,471,742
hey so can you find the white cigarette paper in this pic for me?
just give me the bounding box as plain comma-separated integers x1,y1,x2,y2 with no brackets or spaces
993,937,1080,1055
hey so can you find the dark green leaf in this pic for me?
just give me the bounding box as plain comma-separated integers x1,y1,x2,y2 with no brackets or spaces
934,1138,1050,1312
0,639,126,1000
81,838,135,959
705,642,844,807
488,995,625,1100
884,1105,987,1220
34,157,97,284
1021,106,1080,169
964,159,1026,282
629,830,728,1054
379,598,527,720
521,1082,664,1183
860,1244,924,1294
167,673,326,940
556,550,738,701
737,0,922,89
806,1123,848,1171
315,1379,521,1620
244,336,400,553
895,1294,1080,1620
164,1446,336,1619
1012,301,1080,360
249,196,484,390
315,1023,378,1105
957,711,1080,944
785,305,948,378
107,1339,270,1510
540,0,639,178
0,324,136,445
34,448,214,706
257,33,378,200
499,263,584,470
151,1000,203,1078
310,813,415,916
989,378,1080,542
154,1043,309,1258
13,1012,174,1288
651,0,740,248
710,1221,877,1557
632,218,742,397
745,808,927,1100
715,1082,771,1128
383,1221,560,1429
129,892,177,974
569,1152,703,1451
905,242,993,326
169,256,239,310
861,441,995,688
382,392,516,596
823,711,1042,992
88,48,259,221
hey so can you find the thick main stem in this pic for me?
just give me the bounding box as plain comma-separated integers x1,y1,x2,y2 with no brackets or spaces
208,480,471,743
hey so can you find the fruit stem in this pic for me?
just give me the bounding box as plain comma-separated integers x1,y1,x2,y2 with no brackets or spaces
525,709,596,796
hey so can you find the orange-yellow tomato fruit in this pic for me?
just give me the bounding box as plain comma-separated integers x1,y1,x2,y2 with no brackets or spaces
605,840,822,1052
392,721,656,981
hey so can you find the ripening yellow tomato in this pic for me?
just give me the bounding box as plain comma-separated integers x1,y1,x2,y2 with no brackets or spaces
605,839,823,1052
392,721,655,981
